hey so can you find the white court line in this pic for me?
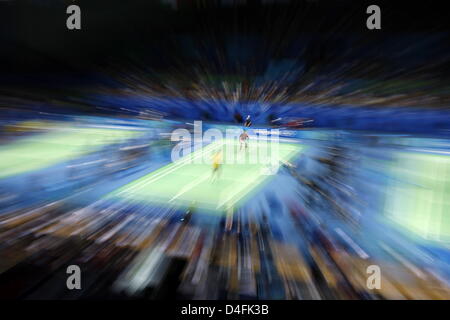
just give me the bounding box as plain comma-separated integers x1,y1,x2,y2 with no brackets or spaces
119,140,302,207
169,173,210,202
216,172,262,210
216,147,301,209
133,141,223,188
118,141,218,194
119,141,223,195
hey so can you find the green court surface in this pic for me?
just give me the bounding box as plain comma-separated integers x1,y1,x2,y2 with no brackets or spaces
384,151,450,242
108,139,304,212
0,127,143,179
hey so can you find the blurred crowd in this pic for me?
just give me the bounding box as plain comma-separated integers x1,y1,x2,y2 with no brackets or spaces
1,118,450,300
0,0,449,301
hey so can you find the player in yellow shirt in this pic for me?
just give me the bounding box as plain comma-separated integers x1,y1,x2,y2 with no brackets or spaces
211,149,223,182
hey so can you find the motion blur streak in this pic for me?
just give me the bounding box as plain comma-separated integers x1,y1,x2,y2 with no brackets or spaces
0,0,450,300
1,118,450,299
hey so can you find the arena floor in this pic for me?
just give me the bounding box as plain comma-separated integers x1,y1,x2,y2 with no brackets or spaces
108,139,304,211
